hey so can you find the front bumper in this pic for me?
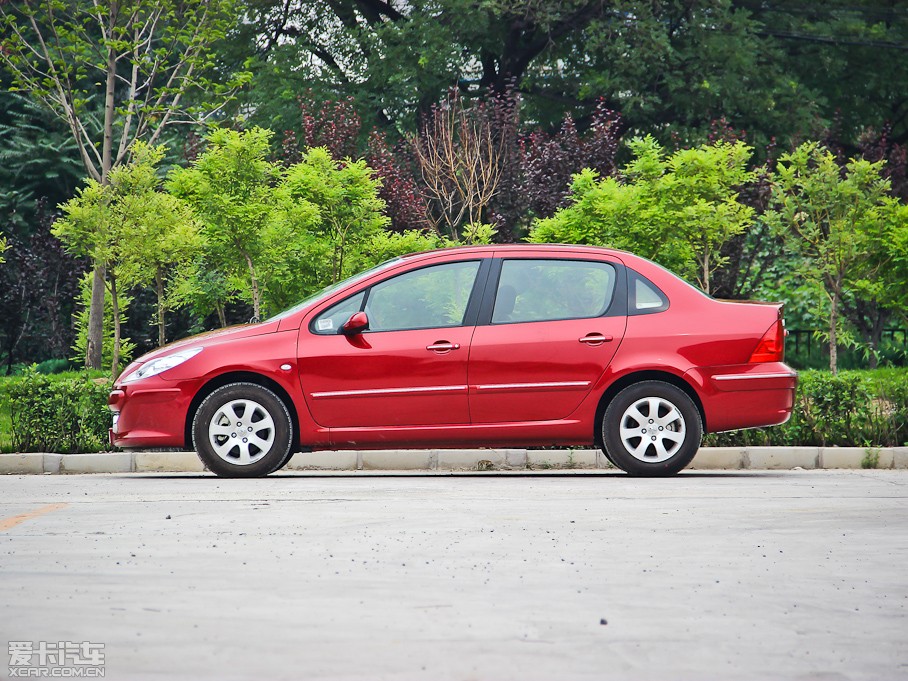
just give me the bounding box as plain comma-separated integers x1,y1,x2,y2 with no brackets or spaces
108,382,195,449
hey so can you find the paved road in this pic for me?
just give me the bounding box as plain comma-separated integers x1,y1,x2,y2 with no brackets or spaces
0,470,906,681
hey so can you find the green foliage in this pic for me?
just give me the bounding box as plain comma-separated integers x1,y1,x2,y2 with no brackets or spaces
461,223,497,246
861,448,880,470
871,201,908,319
168,127,286,319
171,132,396,319
0,91,84,236
55,143,199,370
55,144,202,281
232,0,820,148
71,273,135,371
766,142,904,372
270,146,389,309
1,367,111,453
531,137,755,292
34,359,72,375
705,369,908,448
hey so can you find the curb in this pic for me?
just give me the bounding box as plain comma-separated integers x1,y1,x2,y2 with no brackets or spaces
1,447,906,474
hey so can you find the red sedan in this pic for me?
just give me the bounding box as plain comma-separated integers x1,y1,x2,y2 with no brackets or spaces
109,245,796,477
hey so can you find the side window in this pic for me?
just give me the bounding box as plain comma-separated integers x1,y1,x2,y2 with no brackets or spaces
365,261,481,332
492,259,616,324
629,272,669,314
312,291,366,334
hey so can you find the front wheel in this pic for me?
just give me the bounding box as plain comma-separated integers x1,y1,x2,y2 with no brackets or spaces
192,382,293,478
602,381,701,476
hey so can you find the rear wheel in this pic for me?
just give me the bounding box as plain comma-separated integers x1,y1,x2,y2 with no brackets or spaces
602,381,701,476
192,382,293,478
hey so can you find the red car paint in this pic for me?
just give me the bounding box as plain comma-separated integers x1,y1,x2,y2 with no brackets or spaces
109,245,796,452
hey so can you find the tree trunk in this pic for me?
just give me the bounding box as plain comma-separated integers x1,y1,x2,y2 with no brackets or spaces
829,290,839,375
155,267,166,347
216,303,227,329
868,308,888,370
110,272,121,381
86,264,106,369
87,17,119,370
241,250,261,320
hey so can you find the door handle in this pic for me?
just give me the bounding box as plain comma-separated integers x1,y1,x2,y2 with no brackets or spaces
426,341,460,352
579,334,613,345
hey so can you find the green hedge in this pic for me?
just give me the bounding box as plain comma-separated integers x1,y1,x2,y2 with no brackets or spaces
0,367,905,454
705,369,908,447
0,368,112,453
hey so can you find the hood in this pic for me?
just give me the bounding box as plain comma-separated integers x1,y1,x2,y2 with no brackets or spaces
130,320,281,365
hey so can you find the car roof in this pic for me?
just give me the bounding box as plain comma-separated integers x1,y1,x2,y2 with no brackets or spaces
403,243,632,260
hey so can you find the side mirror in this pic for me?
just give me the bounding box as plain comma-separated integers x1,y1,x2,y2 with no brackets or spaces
342,311,369,335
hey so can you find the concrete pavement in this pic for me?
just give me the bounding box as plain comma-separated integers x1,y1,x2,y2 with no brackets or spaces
0,470,906,680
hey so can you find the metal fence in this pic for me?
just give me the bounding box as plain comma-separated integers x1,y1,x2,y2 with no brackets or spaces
787,328,908,366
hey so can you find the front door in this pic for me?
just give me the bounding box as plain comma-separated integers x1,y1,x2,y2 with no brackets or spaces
299,259,485,429
469,257,626,423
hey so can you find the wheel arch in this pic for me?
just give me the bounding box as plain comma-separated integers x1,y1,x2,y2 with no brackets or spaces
184,372,302,451
593,370,706,448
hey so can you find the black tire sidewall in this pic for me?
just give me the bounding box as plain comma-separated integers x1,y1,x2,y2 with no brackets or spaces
192,382,293,478
603,381,701,476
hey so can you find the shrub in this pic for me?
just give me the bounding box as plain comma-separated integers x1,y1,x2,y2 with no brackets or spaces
34,358,72,374
2,367,112,453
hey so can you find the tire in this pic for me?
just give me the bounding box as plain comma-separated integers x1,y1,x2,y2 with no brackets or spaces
602,381,701,476
269,447,297,475
192,382,293,478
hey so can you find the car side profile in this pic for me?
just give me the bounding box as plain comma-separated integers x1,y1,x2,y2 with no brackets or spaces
108,244,797,477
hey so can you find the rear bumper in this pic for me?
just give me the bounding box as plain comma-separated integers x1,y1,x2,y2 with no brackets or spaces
685,363,798,432
108,382,194,449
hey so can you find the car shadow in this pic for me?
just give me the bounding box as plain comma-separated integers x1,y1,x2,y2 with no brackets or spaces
115,470,789,480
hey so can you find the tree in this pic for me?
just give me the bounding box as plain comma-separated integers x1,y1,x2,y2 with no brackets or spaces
54,143,201,377
168,128,284,322
275,146,389,296
517,100,622,225
736,0,908,147
412,90,511,240
104,144,203,348
532,136,756,294
231,0,823,155
0,0,249,369
0,91,83,238
767,142,902,374
0,206,83,374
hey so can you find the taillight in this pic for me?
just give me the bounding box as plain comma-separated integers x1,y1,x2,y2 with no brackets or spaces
749,319,785,363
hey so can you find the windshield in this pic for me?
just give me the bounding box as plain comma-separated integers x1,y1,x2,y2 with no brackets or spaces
265,257,403,322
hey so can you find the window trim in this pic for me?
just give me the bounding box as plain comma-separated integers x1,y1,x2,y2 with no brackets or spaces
476,257,628,326
308,258,491,335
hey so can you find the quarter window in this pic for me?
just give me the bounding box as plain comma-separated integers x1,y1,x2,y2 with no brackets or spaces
312,292,366,334
492,259,616,324
629,272,669,314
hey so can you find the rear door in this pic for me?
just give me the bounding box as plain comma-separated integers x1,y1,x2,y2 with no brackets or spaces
468,254,627,423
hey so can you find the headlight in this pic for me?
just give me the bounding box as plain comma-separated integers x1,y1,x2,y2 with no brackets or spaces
121,347,203,383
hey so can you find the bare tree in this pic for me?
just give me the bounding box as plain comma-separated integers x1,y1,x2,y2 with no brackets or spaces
412,90,510,241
